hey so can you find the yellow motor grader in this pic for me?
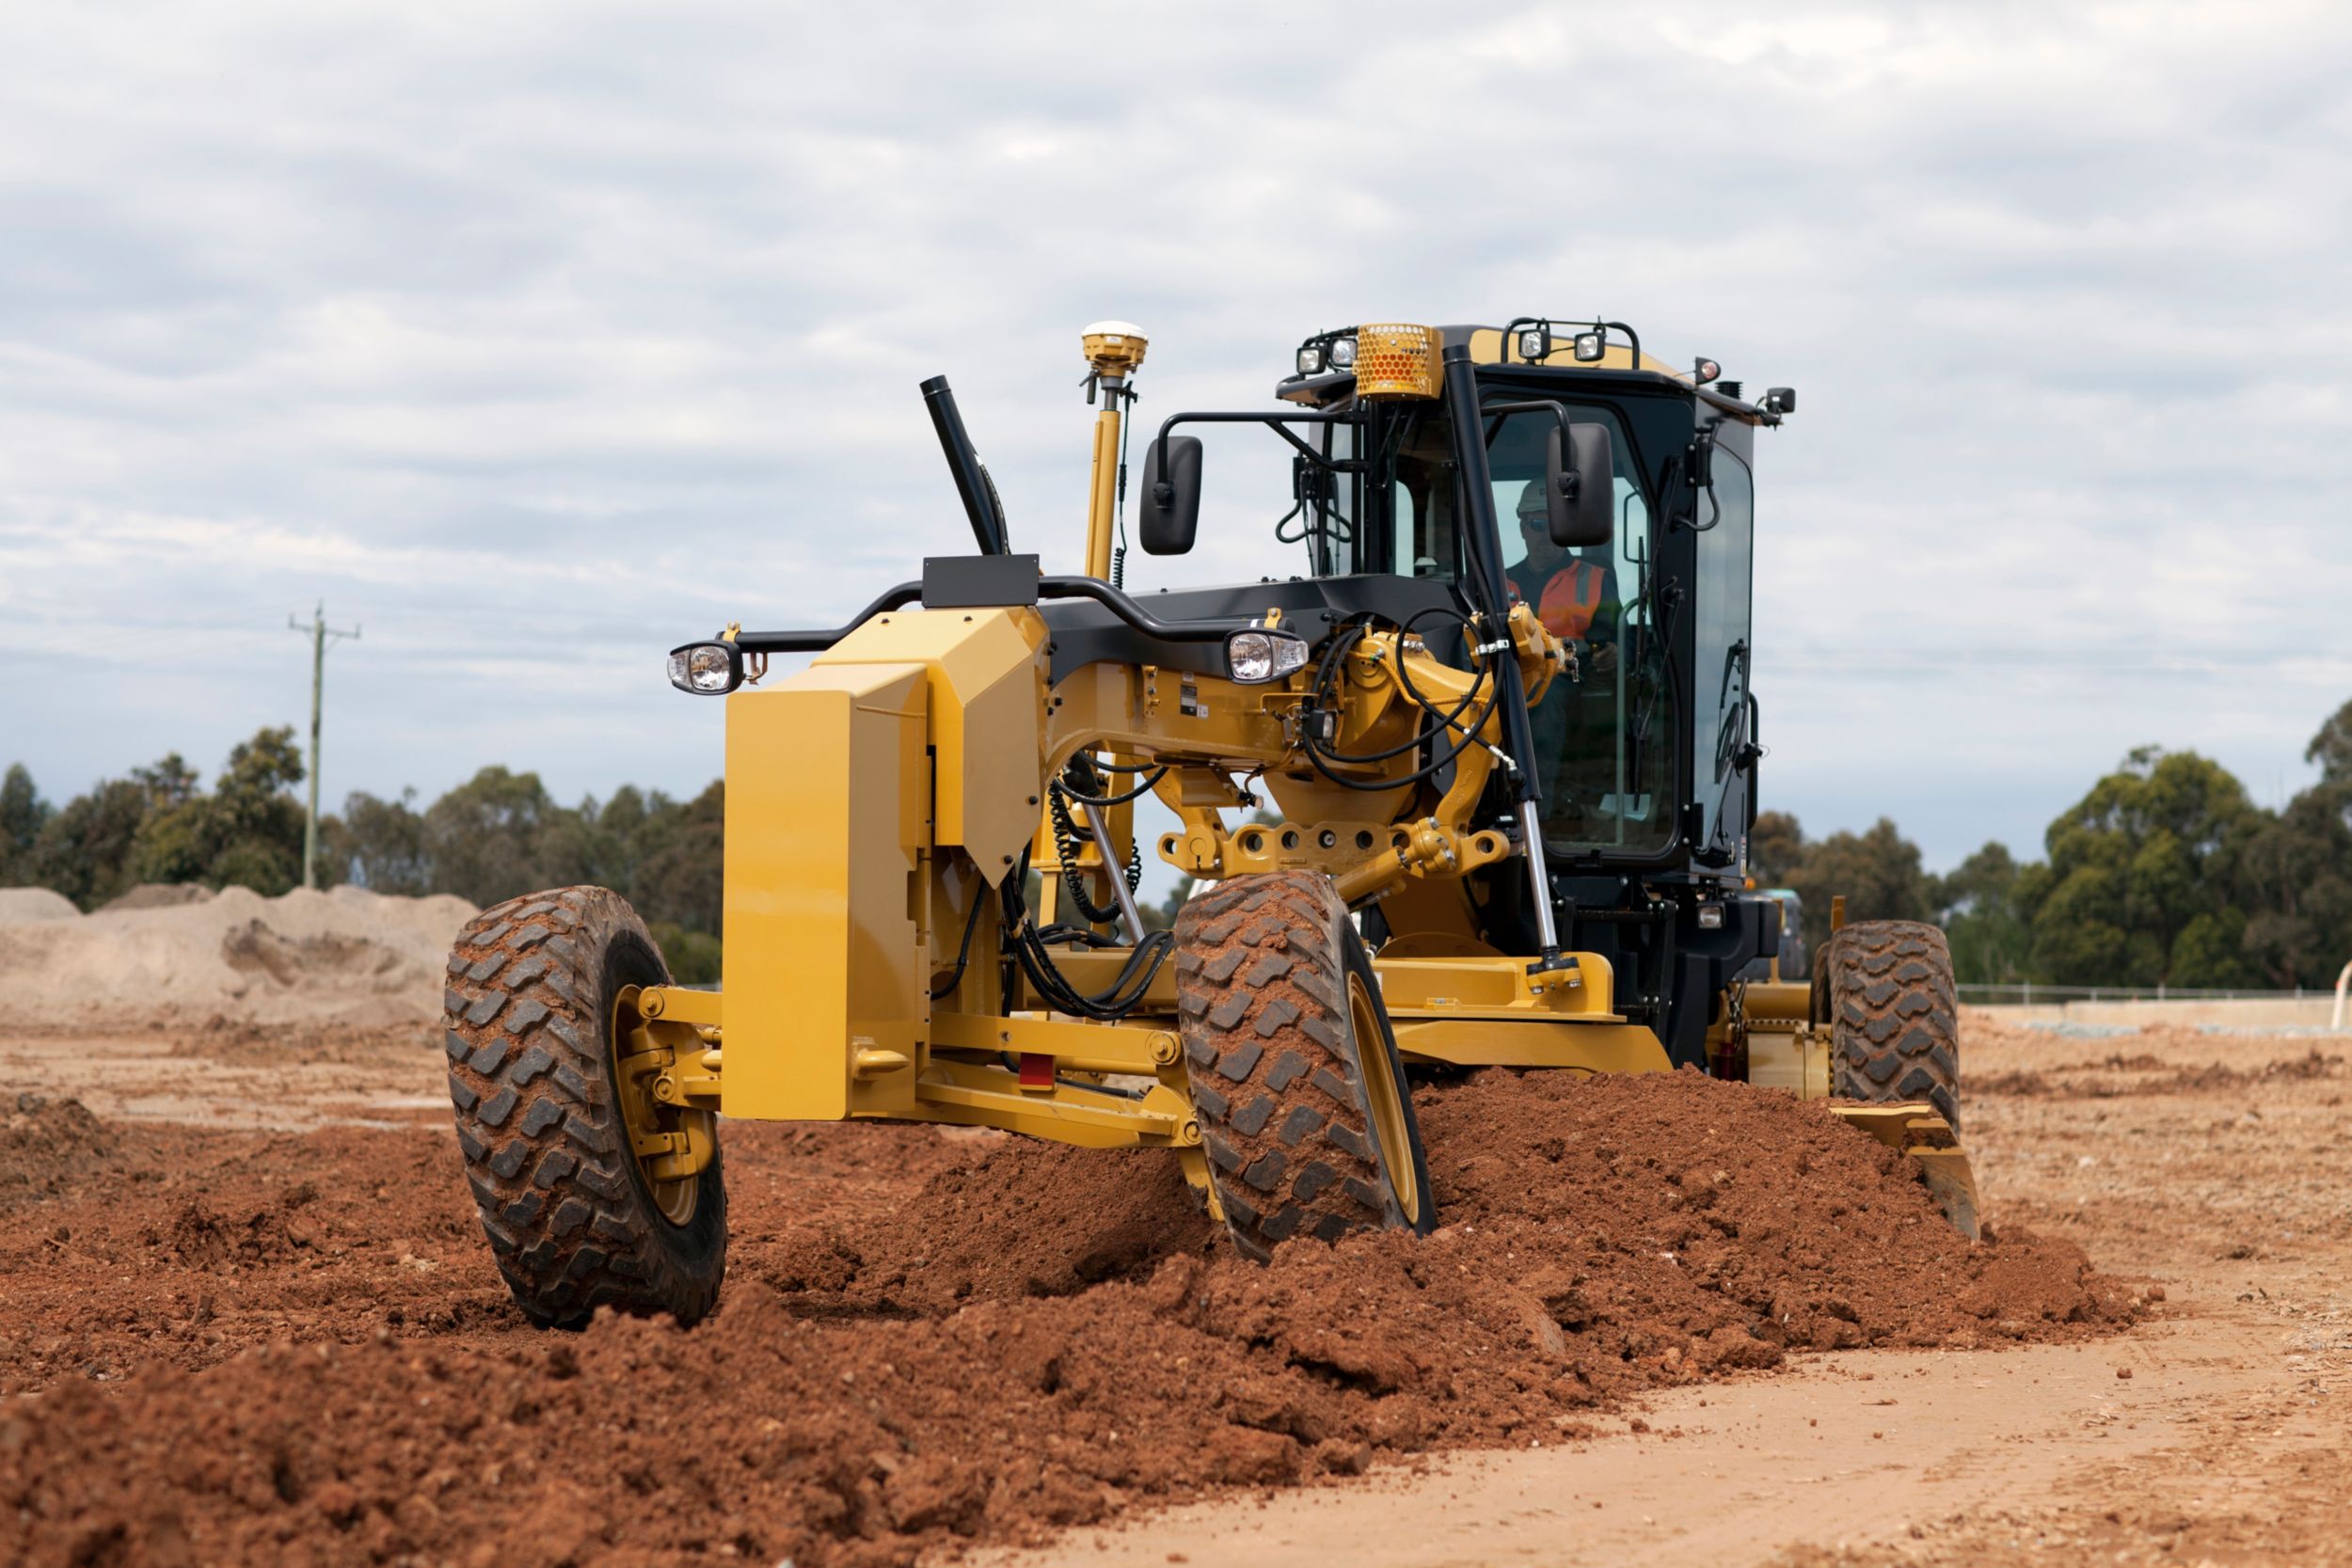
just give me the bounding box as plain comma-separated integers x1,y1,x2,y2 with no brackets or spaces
442,318,1976,1325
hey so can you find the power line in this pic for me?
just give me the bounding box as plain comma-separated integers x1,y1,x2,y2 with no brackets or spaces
288,602,360,889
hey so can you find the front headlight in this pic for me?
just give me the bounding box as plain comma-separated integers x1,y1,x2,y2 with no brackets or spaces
667,641,742,695
1226,630,1310,684
1295,344,1324,376
1327,335,1358,370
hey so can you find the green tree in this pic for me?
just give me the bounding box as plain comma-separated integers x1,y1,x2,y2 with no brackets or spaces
131,727,309,895
2021,747,2263,987
130,753,199,810
421,767,569,908
1748,809,1804,888
2235,708,2352,986
0,764,50,882
325,788,431,895
1931,841,2030,984
1782,816,1931,926
628,782,723,936
2308,697,2352,785
28,778,157,908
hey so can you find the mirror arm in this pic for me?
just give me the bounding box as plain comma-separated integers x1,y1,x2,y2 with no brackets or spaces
1149,409,1366,476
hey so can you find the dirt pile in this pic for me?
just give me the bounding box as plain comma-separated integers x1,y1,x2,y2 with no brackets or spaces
0,884,476,1030
1977,1044,2343,1100
0,1094,121,1202
100,883,218,913
0,1069,2146,1568
0,887,78,926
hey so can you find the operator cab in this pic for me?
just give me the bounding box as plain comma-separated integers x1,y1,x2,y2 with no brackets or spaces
1129,318,1787,882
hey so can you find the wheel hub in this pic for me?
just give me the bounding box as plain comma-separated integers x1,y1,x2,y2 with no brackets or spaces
612,986,718,1226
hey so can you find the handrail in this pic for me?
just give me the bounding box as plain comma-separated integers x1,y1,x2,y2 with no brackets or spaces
734,575,1240,655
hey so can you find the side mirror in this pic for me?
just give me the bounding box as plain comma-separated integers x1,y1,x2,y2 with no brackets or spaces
1544,422,1614,548
1139,436,1203,555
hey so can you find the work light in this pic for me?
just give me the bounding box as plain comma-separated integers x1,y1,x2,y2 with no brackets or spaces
1572,330,1606,362
1295,344,1324,376
1226,630,1310,684
1517,327,1549,360
1327,335,1358,370
668,641,742,695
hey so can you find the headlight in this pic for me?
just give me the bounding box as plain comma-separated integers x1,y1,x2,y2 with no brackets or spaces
1572,330,1607,362
1295,344,1324,376
1517,327,1549,360
667,641,742,695
1226,630,1310,684
1327,335,1358,370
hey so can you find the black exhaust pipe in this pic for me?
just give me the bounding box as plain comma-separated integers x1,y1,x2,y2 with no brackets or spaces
920,375,1009,555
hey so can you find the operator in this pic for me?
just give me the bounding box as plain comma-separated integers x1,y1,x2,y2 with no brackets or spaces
1506,479,1619,669
1506,479,1621,821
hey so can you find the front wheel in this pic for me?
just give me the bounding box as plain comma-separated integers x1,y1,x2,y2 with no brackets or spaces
1820,918,1963,1132
442,886,727,1326
1174,870,1435,1261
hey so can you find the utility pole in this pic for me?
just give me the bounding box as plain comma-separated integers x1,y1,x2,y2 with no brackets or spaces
288,602,360,889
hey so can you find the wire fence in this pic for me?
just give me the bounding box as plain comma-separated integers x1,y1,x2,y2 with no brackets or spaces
1960,983,2331,1006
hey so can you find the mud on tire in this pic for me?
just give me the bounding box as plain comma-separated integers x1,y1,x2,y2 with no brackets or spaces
442,885,726,1327
1820,918,1963,1133
1174,870,1435,1261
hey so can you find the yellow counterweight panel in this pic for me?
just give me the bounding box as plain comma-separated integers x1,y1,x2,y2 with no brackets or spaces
814,606,1046,886
723,664,929,1121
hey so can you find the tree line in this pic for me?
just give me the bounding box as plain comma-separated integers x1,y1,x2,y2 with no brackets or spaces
0,733,723,982
6,695,2349,990
1755,698,2352,990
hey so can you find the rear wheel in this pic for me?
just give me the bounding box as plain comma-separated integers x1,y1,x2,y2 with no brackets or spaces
442,885,726,1327
1820,918,1963,1132
1174,870,1435,1261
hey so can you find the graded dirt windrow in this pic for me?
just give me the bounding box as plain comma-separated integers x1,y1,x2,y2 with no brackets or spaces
0,1067,2141,1568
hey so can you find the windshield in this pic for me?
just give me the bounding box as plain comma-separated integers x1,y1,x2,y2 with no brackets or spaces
1391,399,1680,856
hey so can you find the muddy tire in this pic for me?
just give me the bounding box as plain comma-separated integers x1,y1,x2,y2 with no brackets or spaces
442,886,726,1327
1173,870,1435,1261
1820,919,1963,1133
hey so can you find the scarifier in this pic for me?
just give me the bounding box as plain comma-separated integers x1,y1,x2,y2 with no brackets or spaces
442,317,1978,1325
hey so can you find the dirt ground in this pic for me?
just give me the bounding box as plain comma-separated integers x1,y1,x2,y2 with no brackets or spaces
0,1009,2344,1566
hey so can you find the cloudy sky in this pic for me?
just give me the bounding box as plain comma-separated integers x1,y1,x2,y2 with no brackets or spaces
5,1,2349,882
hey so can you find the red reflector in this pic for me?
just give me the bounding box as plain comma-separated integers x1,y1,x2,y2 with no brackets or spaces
1018,1053,1054,1088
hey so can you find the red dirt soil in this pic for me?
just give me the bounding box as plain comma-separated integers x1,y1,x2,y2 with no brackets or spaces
0,1068,2143,1568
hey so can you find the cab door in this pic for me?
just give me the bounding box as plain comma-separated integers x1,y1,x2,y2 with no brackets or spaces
1692,423,1756,867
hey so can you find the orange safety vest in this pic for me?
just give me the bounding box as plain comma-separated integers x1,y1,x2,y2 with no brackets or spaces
1511,561,1607,640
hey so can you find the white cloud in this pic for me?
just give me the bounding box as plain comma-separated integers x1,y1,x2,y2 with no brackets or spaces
2,0,2349,874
